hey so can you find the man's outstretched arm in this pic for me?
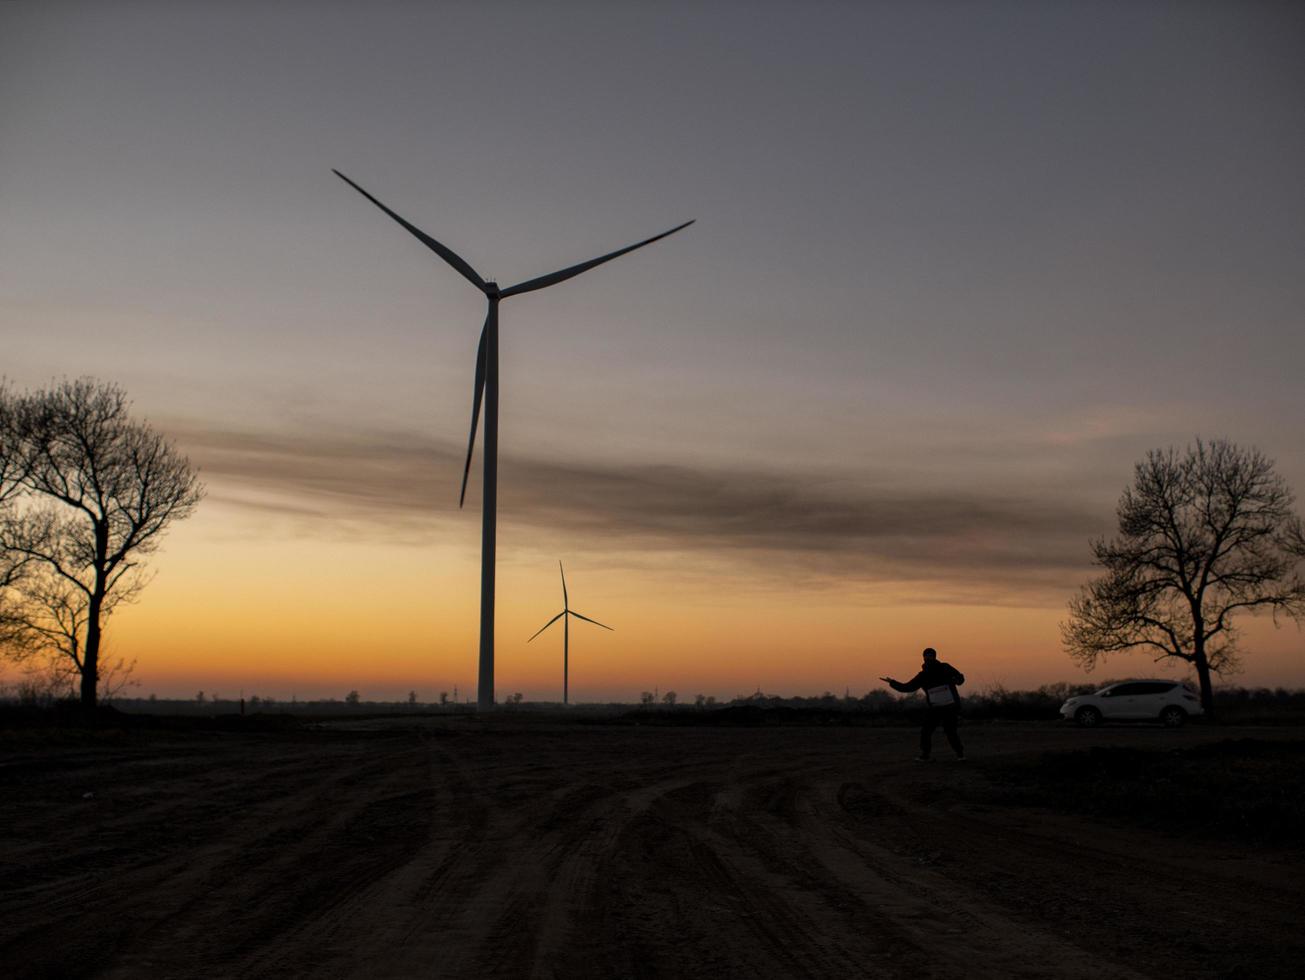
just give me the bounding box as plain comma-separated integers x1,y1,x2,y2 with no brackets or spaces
883,671,925,693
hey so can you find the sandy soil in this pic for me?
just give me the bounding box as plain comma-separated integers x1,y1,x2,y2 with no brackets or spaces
2,720,1301,979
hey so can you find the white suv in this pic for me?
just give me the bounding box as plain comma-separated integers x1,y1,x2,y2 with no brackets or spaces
1060,680,1203,728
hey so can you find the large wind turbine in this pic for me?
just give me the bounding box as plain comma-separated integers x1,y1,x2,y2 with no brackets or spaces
528,562,613,705
334,170,691,710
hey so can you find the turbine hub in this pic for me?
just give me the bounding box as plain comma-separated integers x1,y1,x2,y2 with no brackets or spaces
485,281,500,299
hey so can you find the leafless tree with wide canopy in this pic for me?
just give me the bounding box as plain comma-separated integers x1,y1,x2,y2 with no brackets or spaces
0,379,203,709
1063,439,1305,715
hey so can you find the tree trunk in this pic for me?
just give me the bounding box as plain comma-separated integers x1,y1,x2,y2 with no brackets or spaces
82,593,102,712
82,521,109,714
1192,632,1215,720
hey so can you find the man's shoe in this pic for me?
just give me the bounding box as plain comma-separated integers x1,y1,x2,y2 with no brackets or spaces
914,755,933,762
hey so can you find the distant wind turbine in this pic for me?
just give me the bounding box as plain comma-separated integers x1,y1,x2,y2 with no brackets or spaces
528,561,613,706
334,170,691,710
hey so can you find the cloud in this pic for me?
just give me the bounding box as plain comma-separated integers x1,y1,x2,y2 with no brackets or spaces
167,421,1108,601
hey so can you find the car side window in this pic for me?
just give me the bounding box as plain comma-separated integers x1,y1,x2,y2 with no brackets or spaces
1110,683,1144,696
1138,682,1176,695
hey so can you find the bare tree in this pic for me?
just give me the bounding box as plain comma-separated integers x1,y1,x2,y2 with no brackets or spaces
0,379,203,710
1063,439,1305,715
0,383,36,656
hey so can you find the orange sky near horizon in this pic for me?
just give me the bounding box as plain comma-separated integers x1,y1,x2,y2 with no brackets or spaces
34,501,1298,704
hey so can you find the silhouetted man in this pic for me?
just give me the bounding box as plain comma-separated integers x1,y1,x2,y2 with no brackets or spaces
880,648,965,761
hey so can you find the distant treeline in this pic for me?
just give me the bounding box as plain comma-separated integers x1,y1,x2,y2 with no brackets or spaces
608,684,1305,726
4,681,1303,725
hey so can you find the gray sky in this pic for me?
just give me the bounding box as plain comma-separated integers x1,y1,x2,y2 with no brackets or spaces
5,2,1302,443
3,1,1304,692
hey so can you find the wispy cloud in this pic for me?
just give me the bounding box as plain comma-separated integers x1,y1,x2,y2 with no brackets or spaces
169,422,1108,602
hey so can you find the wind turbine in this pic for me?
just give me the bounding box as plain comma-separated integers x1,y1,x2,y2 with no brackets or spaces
528,562,613,705
334,170,691,710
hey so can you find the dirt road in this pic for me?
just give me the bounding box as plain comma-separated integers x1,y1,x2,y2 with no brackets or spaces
2,721,1301,978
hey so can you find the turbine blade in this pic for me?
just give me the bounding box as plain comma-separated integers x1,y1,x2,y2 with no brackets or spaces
333,170,487,292
568,610,614,631
500,220,695,298
559,560,568,610
528,611,566,642
458,315,489,508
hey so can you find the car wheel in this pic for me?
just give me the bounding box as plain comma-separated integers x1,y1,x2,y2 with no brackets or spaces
1075,706,1102,728
1160,705,1187,728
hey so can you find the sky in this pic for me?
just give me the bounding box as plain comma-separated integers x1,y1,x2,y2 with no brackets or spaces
2,1,1303,701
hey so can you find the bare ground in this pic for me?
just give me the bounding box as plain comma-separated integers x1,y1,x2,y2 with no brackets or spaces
1,720,1301,979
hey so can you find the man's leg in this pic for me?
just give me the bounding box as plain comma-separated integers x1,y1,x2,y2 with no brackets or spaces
942,707,964,758
919,712,936,759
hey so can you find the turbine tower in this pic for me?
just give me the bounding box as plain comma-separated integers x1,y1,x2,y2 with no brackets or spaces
334,170,691,710
528,562,613,705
